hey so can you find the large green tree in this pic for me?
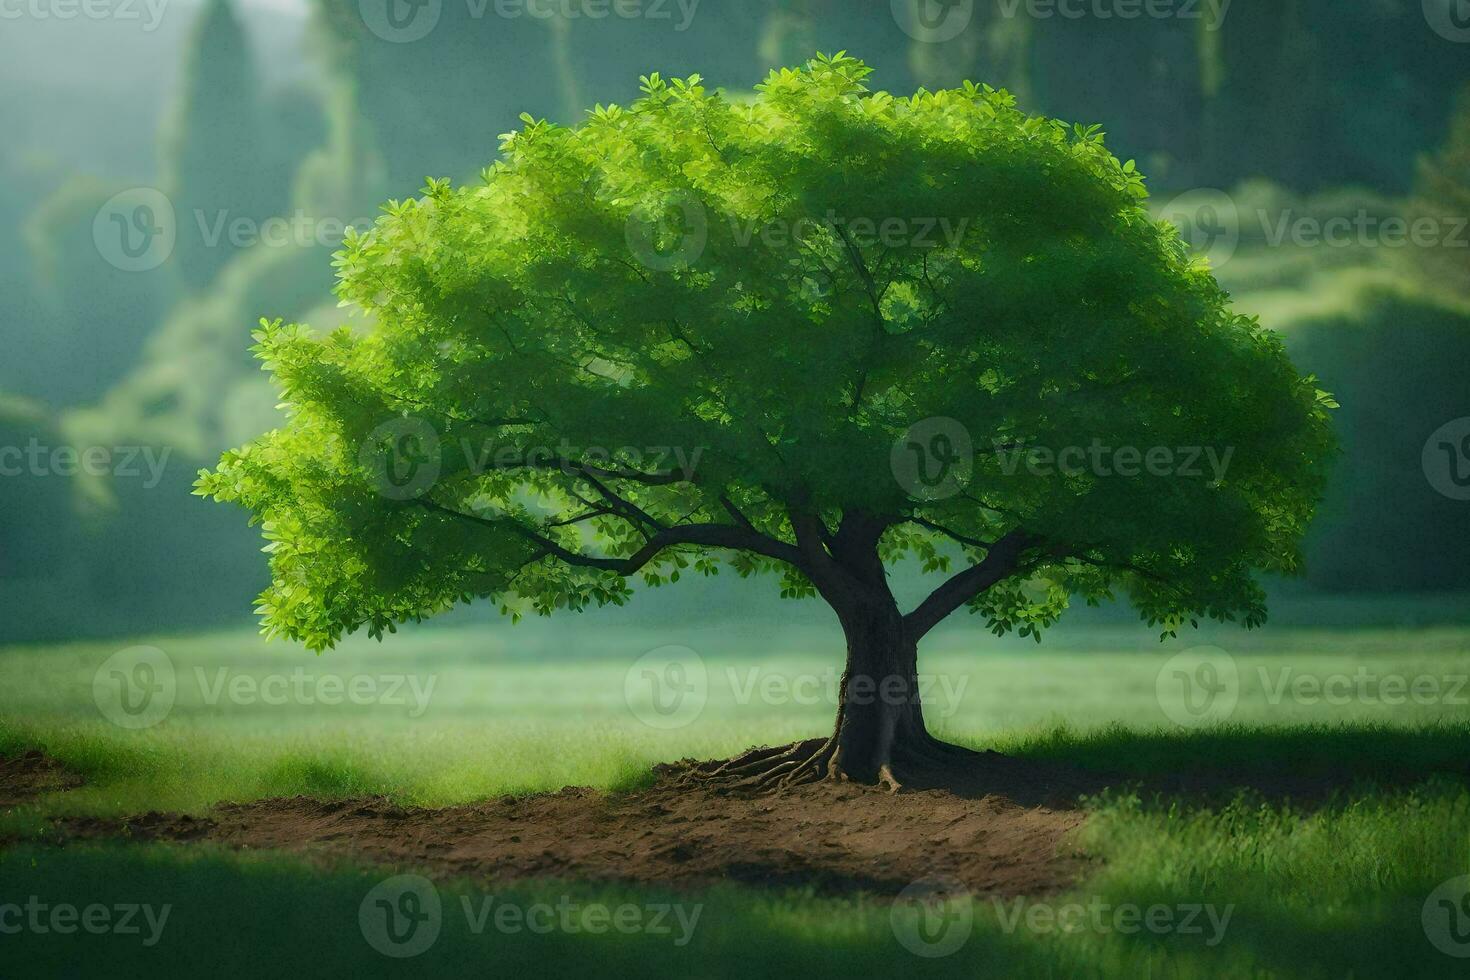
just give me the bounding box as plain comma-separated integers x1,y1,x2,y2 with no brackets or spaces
200,55,1335,789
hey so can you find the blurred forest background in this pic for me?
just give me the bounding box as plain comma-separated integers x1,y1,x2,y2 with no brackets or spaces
3,0,1469,642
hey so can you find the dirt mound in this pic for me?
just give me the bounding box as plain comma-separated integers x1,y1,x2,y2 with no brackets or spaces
48,748,1100,898
0,750,82,806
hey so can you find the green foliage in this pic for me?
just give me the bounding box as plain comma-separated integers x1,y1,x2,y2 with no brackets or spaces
200,55,1335,650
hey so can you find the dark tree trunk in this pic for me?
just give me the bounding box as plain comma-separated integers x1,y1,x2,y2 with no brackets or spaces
827,594,928,786
683,513,990,792
796,515,991,791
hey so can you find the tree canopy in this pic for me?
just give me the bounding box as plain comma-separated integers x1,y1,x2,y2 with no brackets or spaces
198,54,1335,652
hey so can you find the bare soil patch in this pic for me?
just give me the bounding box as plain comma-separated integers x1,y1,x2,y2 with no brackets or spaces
10,742,1453,896
5,746,1100,898
0,750,82,806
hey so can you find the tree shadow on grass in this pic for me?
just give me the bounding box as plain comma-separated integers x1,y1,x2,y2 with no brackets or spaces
927,722,1470,809
1035,888,1457,980
2,843,1455,979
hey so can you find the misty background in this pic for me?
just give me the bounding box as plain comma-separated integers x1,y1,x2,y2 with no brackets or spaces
3,0,1469,644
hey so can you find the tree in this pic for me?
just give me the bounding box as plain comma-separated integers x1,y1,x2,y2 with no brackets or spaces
1416,82,1470,296
161,0,275,290
1419,83,1470,214
198,55,1336,790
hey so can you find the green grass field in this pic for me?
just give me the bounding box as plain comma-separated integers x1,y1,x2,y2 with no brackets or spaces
2,619,1468,977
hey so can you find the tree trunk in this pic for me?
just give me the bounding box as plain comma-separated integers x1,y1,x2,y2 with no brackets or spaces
827,597,930,787
683,515,984,792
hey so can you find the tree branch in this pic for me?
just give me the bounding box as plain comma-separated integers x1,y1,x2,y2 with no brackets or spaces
905,516,994,552
543,507,616,529
828,221,887,415
375,388,542,431
461,451,689,486
904,530,1036,640
415,499,805,575
719,494,758,534
576,467,666,532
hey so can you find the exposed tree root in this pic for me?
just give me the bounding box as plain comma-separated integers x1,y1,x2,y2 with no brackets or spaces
672,737,834,792
876,763,903,794
672,733,991,795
